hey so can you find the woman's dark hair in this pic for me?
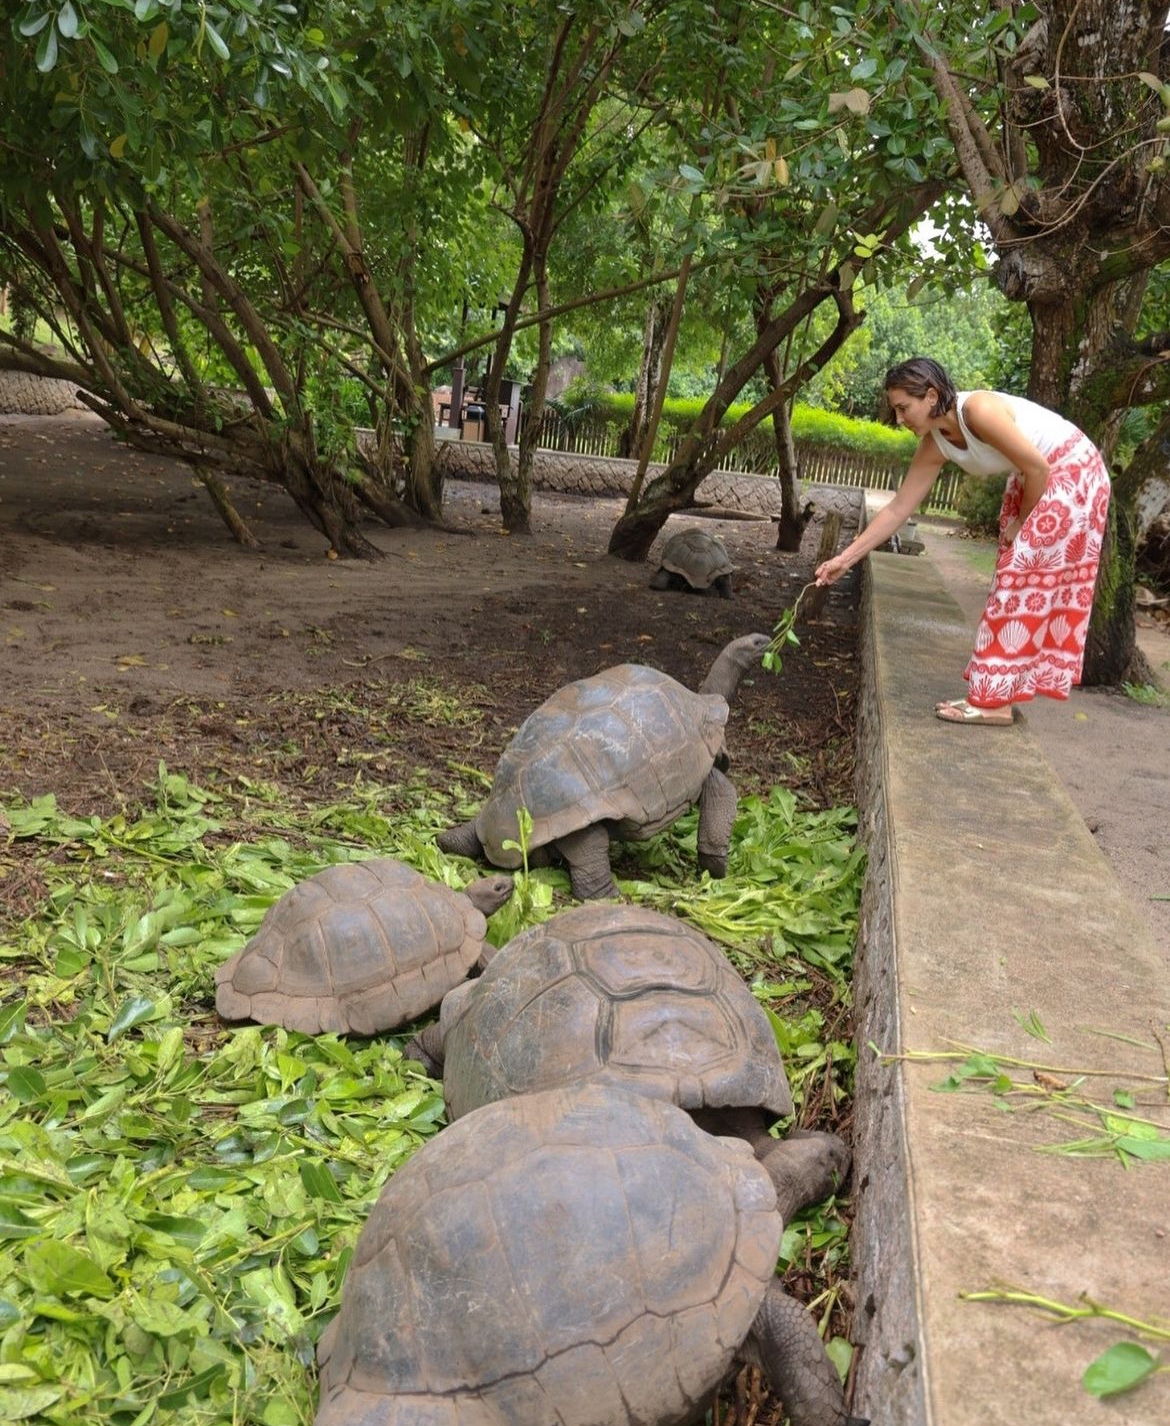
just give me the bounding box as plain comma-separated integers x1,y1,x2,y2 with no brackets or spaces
881,357,957,423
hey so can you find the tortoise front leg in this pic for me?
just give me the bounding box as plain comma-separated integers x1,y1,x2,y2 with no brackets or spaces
741,1281,867,1426
555,825,618,900
697,764,737,878
436,819,487,861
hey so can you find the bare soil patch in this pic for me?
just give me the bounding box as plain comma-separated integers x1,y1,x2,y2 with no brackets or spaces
0,411,857,918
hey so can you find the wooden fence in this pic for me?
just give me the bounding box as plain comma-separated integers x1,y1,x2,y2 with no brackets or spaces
525,407,963,514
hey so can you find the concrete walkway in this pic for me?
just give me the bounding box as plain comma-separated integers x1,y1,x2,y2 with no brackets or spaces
917,518,1170,967
850,544,1170,1425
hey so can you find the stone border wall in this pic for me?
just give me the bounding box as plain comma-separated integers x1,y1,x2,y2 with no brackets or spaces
0,370,87,416
0,381,860,524
848,551,1170,1425
849,560,927,1420
435,438,864,522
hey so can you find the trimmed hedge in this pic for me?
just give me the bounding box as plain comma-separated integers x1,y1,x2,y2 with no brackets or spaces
588,392,917,461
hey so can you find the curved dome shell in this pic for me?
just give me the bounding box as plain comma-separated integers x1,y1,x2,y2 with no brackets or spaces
660,527,736,588
440,904,793,1122
314,1084,780,1426
214,859,488,1036
474,664,728,866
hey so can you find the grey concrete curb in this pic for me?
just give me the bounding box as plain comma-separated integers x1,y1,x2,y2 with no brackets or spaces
850,551,1170,1425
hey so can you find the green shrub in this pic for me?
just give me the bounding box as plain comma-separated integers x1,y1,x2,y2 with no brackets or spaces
954,473,1007,537
789,405,916,458
583,392,916,462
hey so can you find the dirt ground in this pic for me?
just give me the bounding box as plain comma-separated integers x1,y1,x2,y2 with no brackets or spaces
0,410,857,869
3,411,1166,968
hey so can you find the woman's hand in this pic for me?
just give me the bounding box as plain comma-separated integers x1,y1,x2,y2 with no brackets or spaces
999,516,1022,548
815,553,852,586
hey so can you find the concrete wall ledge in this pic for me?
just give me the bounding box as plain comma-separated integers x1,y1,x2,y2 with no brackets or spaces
851,550,1170,1424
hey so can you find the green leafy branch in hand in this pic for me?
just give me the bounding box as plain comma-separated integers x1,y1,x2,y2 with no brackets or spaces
761,582,815,675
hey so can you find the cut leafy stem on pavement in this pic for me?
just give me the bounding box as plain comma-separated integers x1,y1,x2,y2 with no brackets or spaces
882,1036,1170,1165
959,1285,1170,1401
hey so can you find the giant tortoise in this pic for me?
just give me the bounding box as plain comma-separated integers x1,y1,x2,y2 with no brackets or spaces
436,633,770,899
214,858,512,1035
314,1083,864,1426
650,526,736,598
406,902,814,1194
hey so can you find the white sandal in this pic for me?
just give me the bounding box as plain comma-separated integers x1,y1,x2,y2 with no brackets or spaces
935,698,1013,725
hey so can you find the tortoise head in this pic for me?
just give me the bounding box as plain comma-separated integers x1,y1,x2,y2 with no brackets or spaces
464,872,514,919
697,632,771,702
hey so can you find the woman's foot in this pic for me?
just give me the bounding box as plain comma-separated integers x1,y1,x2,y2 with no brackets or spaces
935,698,1013,725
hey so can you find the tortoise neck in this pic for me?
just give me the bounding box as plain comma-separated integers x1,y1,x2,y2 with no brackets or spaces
698,648,750,701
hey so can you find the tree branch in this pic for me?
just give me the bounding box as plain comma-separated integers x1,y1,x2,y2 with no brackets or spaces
422,261,704,374
921,43,1014,241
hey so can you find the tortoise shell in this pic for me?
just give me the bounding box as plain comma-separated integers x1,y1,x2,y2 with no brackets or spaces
473,663,728,866
314,1083,780,1426
214,858,508,1036
658,526,736,589
439,903,793,1122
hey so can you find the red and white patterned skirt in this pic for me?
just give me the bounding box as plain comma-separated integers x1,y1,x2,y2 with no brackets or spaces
966,432,1111,708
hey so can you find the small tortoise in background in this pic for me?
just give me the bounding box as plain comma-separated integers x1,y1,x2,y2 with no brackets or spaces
314,1083,864,1426
214,858,512,1036
437,633,769,900
407,903,813,1195
650,526,736,598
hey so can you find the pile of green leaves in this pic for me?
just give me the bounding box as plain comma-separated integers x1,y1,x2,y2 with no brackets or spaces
0,768,864,1423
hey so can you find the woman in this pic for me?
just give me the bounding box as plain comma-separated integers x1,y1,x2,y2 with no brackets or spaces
815,357,1112,724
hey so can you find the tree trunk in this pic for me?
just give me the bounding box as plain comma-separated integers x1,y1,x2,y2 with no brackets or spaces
924,2,1170,688
758,305,810,552
608,281,860,561
517,251,553,512
276,436,384,559
198,471,260,548
623,255,693,514
1114,407,1170,544
618,296,668,459
1082,500,1142,683
350,471,438,530
400,313,442,521
485,243,534,535
1023,279,1152,685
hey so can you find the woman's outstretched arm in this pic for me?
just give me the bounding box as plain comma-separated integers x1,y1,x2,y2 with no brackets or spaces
815,437,946,585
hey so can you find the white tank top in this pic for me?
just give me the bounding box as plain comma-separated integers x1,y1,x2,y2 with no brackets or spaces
930,391,1080,477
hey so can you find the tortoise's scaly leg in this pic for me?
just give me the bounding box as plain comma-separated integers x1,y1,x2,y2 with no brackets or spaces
555,825,618,900
697,764,737,877
742,1281,868,1426
437,820,486,860
402,1019,445,1076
